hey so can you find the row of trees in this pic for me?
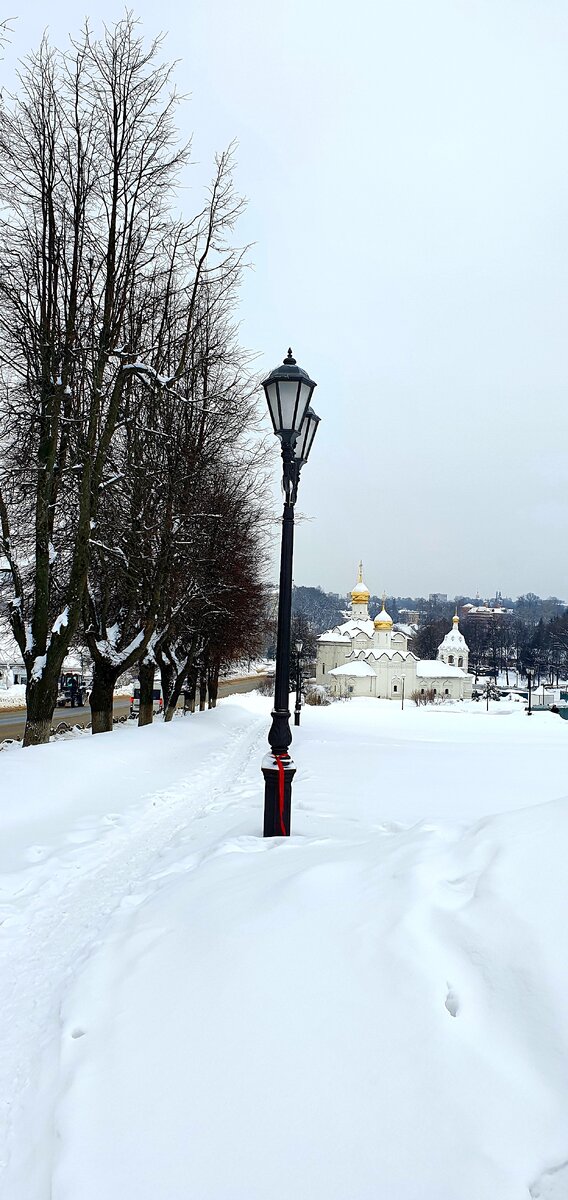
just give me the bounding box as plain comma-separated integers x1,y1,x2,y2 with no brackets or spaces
0,17,269,746
413,612,568,685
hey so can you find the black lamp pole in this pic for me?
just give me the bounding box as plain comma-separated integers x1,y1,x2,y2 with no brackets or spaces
294,639,303,726
527,669,533,716
261,350,319,837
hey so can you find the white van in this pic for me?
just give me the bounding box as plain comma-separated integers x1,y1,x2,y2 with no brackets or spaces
130,674,163,717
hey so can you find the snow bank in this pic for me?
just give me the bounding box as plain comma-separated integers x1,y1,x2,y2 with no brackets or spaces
0,684,26,710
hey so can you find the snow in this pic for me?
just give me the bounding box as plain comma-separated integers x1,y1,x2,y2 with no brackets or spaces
439,626,468,651
328,660,376,676
30,653,46,682
0,684,25,708
318,618,374,642
94,628,144,668
416,659,466,677
2,698,568,1198
51,607,69,636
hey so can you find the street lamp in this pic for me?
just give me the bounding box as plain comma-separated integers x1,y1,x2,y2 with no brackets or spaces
527,669,533,716
294,638,303,727
261,349,319,836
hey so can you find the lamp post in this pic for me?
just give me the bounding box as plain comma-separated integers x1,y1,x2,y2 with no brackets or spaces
527,669,533,716
294,639,303,726
261,349,320,837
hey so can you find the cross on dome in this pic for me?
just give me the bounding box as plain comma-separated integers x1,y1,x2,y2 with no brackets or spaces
351,561,370,604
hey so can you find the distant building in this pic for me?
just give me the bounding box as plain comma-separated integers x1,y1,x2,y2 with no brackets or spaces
317,565,472,701
0,622,25,688
429,593,447,604
461,603,513,622
399,608,420,625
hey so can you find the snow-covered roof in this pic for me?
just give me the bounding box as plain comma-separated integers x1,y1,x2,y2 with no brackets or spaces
355,649,416,663
438,627,468,652
461,604,513,617
416,660,466,678
318,619,374,643
329,661,376,677
351,582,370,597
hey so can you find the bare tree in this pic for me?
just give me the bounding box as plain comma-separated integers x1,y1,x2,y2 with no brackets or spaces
0,16,244,744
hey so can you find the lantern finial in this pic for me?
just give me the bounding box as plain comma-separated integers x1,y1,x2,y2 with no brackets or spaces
284,348,296,365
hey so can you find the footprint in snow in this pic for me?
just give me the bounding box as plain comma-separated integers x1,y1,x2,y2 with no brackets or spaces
445,986,460,1018
530,1160,568,1198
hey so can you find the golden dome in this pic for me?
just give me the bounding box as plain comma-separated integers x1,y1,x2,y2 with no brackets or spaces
351,560,370,604
374,594,393,630
452,610,460,625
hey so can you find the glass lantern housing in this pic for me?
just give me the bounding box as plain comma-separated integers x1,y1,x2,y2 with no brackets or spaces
262,349,317,440
294,406,320,465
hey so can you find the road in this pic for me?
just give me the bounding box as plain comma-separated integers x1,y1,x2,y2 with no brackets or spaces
0,696,131,741
0,674,270,741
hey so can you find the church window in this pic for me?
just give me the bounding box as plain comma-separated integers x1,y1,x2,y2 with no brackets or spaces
458,657,463,667
421,688,425,694
445,688,449,695
321,664,325,675
393,685,398,693
448,655,454,665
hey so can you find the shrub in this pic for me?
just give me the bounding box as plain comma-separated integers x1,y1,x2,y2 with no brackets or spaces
412,687,437,706
305,685,331,706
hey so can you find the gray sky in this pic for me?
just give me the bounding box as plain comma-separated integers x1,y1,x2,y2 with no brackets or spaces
4,1,568,599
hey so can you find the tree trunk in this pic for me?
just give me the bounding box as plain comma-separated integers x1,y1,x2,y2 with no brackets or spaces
138,659,155,727
164,664,192,723
199,669,207,712
186,668,197,714
23,670,60,747
90,660,117,734
159,659,175,719
207,663,219,709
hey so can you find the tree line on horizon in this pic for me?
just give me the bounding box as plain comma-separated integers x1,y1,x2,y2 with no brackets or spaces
292,584,565,631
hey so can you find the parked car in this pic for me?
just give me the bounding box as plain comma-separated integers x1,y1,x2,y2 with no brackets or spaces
130,676,163,718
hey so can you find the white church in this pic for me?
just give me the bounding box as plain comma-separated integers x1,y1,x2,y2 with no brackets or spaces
317,566,472,701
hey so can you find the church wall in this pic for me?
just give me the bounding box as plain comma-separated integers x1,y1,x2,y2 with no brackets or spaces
317,640,349,682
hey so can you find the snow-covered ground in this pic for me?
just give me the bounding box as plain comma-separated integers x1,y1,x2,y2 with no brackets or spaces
0,684,25,709
2,696,568,1199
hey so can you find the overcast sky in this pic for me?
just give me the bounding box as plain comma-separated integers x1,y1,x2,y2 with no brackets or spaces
4,1,568,599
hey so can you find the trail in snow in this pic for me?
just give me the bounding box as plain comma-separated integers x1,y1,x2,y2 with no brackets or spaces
0,710,267,1199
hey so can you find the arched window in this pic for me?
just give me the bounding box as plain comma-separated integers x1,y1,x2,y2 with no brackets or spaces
421,688,425,694
322,664,325,675
393,685,398,693
458,656,463,667
448,655,454,665
445,688,449,695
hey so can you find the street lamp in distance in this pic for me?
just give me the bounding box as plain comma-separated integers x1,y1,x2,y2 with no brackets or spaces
261,349,320,837
294,638,303,727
